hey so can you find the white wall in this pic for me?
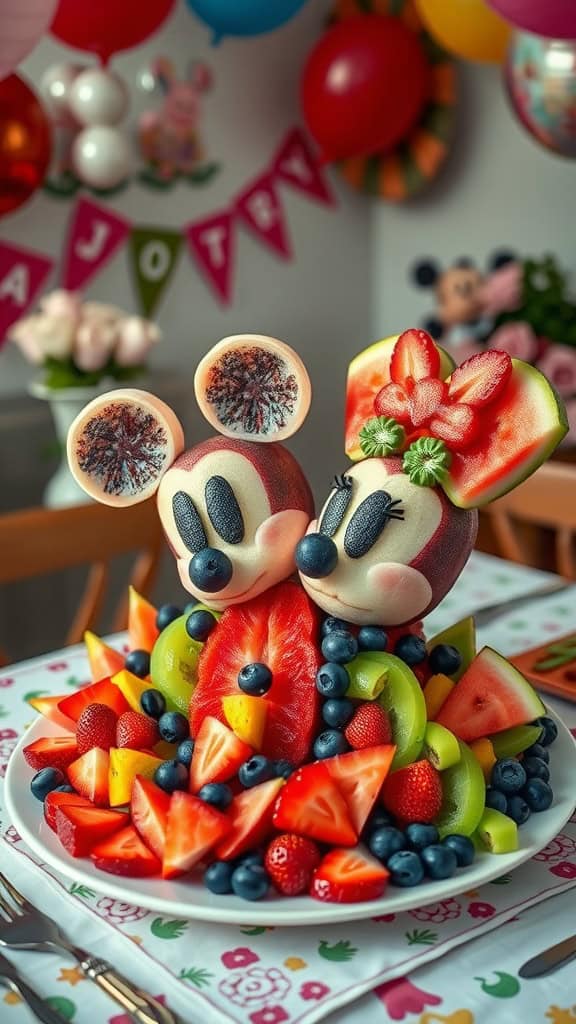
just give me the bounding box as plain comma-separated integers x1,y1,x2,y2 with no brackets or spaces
372,62,576,339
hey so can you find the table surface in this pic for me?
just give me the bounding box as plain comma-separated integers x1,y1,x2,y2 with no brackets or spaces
0,550,575,1024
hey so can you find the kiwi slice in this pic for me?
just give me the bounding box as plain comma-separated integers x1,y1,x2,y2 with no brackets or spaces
426,616,476,682
475,807,519,854
423,722,461,771
345,654,387,700
435,740,486,838
490,723,543,759
363,652,426,769
149,613,202,714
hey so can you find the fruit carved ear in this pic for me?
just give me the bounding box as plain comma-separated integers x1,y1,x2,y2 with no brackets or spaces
194,334,311,443
67,389,185,507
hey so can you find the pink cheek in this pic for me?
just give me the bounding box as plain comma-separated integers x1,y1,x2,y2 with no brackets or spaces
368,563,432,615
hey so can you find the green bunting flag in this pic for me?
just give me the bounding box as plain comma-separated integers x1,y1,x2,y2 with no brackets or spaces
129,227,183,317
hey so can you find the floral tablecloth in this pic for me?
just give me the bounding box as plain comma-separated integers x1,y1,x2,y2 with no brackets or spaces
1,551,575,1024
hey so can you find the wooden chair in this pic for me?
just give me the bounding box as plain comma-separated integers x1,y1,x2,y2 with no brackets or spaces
481,461,576,579
0,499,164,665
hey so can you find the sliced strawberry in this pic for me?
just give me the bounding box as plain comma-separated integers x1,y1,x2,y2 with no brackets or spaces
116,711,159,751
190,582,321,765
310,847,389,903
390,329,441,385
216,777,284,861
373,382,412,425
128,587,159,653
448,350,512,409
344,705,392,750
428,403,480,451
408,378,447,427
44,790,90,832
56,804,126,858
23,735,78,772
324,745,396,835
162,791,231,879
91,824,161,877
273,762,357,847
67,747,110,807
381,759,442,824
84,631,125,682
189,717,252,793
76,702,118,755
58,678,130,724
131,775,171,860
27,695,76,732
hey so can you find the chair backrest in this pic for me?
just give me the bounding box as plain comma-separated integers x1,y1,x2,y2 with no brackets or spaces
0,499,164,664
483,461,576,579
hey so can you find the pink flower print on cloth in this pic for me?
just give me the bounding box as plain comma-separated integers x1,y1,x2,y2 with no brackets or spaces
221,947,260,970
534,833,576,864
0,728,18,779
550,862,576,880
468,901,496,919
250,1007,290,1024
300,981,330,1001
410,898,462,923
0,677,14,688
96,898,150,925
219,966,290,1010
3,824,21,844
374,977,442,1020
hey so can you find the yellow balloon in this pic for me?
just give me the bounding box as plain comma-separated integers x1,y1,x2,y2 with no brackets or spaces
415,0,510,63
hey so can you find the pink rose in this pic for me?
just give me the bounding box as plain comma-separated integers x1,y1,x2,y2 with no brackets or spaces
74,318,118,372
488,321,538,361
9,313,76,363
39,289,82,325
537,344,576,398
480,262,522,316
114,316,160,367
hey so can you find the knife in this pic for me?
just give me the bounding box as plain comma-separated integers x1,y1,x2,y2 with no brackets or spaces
519,934,576,978
473,580,573,628
0,949,69,1024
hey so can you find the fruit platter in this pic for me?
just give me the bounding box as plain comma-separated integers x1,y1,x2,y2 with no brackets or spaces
5,328,575,925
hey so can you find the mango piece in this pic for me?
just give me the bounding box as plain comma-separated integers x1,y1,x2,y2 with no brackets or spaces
112,669,154,713
108,748,163,806
470,737,497,780
222,694,267,750
424,673,455,720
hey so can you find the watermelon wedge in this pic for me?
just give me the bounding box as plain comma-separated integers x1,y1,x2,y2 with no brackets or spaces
345,335,455,461
435,647,546,743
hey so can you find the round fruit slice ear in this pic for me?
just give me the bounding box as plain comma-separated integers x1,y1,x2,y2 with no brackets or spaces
194,334,311,442
67,389,185,507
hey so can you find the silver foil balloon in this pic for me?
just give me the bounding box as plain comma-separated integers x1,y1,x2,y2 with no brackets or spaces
505,31,576,158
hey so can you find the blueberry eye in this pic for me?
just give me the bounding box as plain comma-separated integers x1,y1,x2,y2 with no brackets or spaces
319,475,353,538
172,491,207,553
344,490,404,559
205,476,244,545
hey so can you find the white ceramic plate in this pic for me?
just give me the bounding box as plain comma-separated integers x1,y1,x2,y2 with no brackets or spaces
5,711,575,926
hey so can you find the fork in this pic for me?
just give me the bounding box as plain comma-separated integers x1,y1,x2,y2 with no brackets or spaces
0,872,183,1024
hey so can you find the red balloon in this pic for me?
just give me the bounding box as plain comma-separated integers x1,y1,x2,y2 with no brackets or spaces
51,0,175,63
301,15,430,162
0,74,51,219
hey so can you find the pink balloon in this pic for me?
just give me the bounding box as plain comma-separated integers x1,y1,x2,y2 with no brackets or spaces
488,0,576,40
0,0,58,81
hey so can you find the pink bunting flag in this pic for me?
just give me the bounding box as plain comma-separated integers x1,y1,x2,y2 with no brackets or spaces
235,173,292,260
62,197,131,291
186,212,235,306
0,241,53,349
272,126,335,206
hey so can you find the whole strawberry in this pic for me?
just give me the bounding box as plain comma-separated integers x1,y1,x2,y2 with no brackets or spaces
381,760,442,824
345,704,392,749
116,710,159,750
76,702,118,755
265,833,322,896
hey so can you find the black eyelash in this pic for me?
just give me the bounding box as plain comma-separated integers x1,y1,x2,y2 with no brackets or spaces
344,490,405,559
319,474,354,537
172,491,208,553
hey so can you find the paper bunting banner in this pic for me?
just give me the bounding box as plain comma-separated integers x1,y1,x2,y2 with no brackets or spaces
235,173,292,260
129,227,183,317
186,212,235,305
0,241,53,349
272,127,335,206
62,197,131,291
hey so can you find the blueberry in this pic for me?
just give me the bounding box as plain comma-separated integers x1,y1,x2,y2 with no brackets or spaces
313,730,350,760
405,823,440,852
321,616,351,637
523,778,553,812
185,609,217,642
534,716,558,747
154,759,189,793
158,711,189,744
387,850,425,887
362,807,395,838
273,760,295,780
394,634,427,667
485,787,508,813
506,794,531,825
491,758,527,794
428,643,462,676
238,851,265,869
441,834,475,867
525,743,549,763
321,631,358,665
315,662,350,698
189,548,233,593
176,737,195,767
156,604,183,631
198,782,233,811
140,688,166,719
237,662,273,697
294,534,338,578
322,698,354,729
53,783,75,794
357,626,388,652
204,860,234,895
522,757,550,782
369,826,406,863
420,844,458,880
30,767,66,802
231,864,270,901
125,649,150,678
238,756,275,788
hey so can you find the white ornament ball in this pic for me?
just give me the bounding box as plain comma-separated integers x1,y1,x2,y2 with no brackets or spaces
68,68,129,127
72,126,132,190
40,63,85,123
